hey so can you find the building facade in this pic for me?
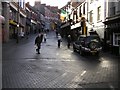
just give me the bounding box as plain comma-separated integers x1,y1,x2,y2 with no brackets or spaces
2,1,10,42
34,1,59,32
60,1,72,38
60,0,88,41
104,0,120,55
87,0,106,39
44,6,51,31
9,2,26,40
1,0,26,43
70,0,88,40
34,1,45,32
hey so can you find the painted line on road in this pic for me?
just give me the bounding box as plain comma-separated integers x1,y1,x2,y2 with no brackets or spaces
62,72,67,77
109,84,115,90
81,71,86,76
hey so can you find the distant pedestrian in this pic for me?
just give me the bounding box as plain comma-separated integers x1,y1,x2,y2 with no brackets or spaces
26,31,29,39
21,31,24,38
67,35,71,48
56,31,58,37
35,33,43,54
58,34,62,48
44,32,47,42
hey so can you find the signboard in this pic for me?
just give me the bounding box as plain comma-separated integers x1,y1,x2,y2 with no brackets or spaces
9,20,17,25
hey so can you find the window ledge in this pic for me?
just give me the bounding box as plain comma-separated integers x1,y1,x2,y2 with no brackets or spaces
113,45,119,47
97,20,102,23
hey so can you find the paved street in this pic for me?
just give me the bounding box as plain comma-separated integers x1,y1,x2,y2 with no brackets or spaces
2,31,119,89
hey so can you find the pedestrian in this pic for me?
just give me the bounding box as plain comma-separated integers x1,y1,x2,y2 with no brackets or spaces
44,32,47,42
56,31,58,37
58,34,62,48
21,31,24,38
35,33,43,54
67,35,71,48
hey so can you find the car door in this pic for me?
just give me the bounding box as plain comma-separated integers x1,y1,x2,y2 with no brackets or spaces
75,37,83,50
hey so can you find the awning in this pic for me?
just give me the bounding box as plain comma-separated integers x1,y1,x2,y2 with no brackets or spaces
61,22,70,28
71,22,81,30
31,20,37,24
103,17,120,25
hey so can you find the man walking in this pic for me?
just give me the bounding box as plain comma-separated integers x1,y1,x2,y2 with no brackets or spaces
43,32,47,42
35,33,43,54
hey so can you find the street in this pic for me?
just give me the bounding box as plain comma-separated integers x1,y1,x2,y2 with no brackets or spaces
2,31,118,89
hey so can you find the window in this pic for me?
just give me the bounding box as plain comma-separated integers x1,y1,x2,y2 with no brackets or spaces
79,6,82,17
97,6,101,21
73,10,78,23
90,0,94,3
83,3,86,15
76,9,78,22
113,33,120,46
89,10,93,23
118,1,120,12
110,6,116,16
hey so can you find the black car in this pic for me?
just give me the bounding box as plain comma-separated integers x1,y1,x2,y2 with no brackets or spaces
73,35,102,56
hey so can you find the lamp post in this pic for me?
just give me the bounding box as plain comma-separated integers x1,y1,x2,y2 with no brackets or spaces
17,1,19,43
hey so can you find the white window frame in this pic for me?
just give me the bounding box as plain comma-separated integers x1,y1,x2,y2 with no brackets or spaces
113,33,120,46
97,6,101,21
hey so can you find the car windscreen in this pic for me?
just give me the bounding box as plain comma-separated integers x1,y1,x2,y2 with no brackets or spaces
85,36,101,42
78,37,85,41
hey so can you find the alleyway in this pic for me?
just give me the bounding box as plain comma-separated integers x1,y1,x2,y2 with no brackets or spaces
2,31,118,89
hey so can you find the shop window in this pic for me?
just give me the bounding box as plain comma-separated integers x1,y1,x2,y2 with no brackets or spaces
89,10,93,23
113,33,120,46
97,6,101,21
79,6,82,17
110,6,116,16
83,3,86,15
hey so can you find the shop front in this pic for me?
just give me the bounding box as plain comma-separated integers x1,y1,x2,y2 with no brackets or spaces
104,16,120,56
71,22,81,41
9,20,17,39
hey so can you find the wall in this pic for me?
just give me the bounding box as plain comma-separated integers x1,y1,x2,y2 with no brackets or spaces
87,0,105,39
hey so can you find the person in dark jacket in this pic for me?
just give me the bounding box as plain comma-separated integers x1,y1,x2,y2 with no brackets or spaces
35,33,43,54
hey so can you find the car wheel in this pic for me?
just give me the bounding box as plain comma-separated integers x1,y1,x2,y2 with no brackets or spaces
95,52,100,56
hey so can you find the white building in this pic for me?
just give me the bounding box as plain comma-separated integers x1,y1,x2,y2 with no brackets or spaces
70,0,88,38
87,0,106,39
104,0,120,55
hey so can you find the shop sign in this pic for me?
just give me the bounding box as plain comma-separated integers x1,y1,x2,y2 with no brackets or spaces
9,20,17,25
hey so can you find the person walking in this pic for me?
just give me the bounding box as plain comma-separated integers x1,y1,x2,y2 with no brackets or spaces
58,34,62,48
43,32,47,42
67,35,71,48
35,33,43,54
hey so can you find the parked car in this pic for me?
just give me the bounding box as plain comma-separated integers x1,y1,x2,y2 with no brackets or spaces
73,35,102,56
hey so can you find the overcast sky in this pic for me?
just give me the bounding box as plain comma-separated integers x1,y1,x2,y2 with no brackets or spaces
25,0,70,8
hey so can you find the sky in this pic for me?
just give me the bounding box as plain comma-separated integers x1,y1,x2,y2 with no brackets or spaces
25,0,70,9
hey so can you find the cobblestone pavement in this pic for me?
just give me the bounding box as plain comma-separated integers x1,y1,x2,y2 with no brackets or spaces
2,31,119,89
